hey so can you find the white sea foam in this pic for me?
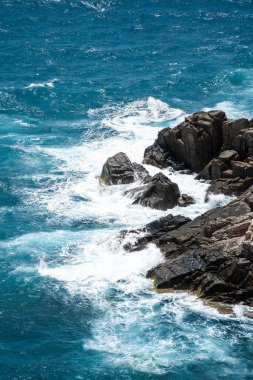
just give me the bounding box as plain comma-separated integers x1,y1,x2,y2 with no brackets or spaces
35,97,243,373
13,119,30,127
80,0,116,12
25,78,58,89
38,229,242,374
30,97,231,224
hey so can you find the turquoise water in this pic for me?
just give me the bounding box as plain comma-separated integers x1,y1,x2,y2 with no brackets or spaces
1,1,253,379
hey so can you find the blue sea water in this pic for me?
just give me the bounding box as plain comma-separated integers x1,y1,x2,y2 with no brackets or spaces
0,0,253,379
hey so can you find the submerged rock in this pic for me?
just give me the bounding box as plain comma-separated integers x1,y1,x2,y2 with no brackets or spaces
126,172,180,211
100,152,150,185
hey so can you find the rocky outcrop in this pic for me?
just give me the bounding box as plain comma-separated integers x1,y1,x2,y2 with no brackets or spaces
145,110,253,195
120,214,191,252
144,110,226,172
143,142,185,171
197,152,253,195
222,118,253,155
100,109,253,306
125,186,253,306
126,172,180,211
100,152,150,185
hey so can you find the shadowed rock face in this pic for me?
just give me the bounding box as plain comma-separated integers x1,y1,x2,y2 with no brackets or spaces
100,153,193,211
144,110,253,195
100,152,151,185
126,172,180,211
122,186,253,305
144,110,226,172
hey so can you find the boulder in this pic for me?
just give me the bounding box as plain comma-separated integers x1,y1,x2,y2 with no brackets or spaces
100,152,150,185
196,149,253,195
127,172,180,211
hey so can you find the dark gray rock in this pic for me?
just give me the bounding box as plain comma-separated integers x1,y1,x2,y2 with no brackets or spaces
218,150,239,163
178,194,195,207
231,160,253,179
223,118,250,151
143,141,186,170
240,129,253,158
143,186,253,305
128,172,180,211
143,142,170,169
221,169,235,179
144,110,226,172
120,214,191,252
208,176,253,195
100,152,150,185
196,158,230,180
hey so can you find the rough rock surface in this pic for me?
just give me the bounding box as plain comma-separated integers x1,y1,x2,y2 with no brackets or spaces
126,172,180,211
124,186,253,305
143,142,185,171
178,193,195,207
145,110,253,195
144,110,226,172
121,214,191,252
100,152,150,185
198,153,253,195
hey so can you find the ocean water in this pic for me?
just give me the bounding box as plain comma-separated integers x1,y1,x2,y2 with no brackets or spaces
0,0,253,379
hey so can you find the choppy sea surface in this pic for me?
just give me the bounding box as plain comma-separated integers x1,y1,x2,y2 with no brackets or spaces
0,1,253,379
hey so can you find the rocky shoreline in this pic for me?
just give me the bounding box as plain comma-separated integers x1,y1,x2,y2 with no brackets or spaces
100,110,253,306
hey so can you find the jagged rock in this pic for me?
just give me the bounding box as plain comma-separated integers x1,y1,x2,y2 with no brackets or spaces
196,158,230,180
127,172,180,211
143,186,253,305
144,111,253,195
223,120,253,159
218,150,239,163
143,141,186,170
132,162,151,183
100,152,150,185
241,129,253,158
223,118,250,151
231,159,253,179
208,176,253,195
143,142,170,169
221,169,235,179
144,110,226,172
178,193,195,207
120,214,191,252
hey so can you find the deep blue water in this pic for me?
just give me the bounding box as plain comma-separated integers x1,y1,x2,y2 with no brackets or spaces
1,1,253,379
